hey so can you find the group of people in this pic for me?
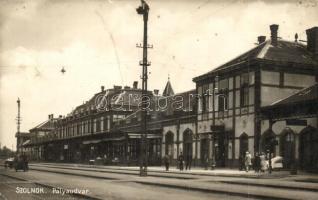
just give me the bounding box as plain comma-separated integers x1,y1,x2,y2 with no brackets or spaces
163,152,192,171
242,151,267,173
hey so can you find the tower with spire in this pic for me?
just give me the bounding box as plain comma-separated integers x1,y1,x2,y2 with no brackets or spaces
162,75,174,96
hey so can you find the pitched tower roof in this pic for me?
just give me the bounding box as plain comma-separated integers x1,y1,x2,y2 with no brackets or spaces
162,76,175,96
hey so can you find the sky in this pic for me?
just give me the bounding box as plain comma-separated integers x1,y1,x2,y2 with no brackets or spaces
0,0,318,150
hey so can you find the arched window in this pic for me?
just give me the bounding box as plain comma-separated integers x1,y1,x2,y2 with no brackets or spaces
299,126,318,171
183,129,193,160
279,128,295,169
239,133,249,158
165,131,174,158
261,129,276,156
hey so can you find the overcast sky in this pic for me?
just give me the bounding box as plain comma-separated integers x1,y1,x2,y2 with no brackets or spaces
1,0,318,149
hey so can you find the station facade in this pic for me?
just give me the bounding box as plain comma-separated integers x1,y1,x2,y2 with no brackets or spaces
24,25,318,170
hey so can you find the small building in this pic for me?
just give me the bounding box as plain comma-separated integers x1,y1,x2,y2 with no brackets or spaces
15,131,31,154
193,25,318,168
28,114,58,160
261,83,318,171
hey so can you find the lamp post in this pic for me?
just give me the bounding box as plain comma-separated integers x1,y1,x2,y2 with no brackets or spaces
136,0,151,177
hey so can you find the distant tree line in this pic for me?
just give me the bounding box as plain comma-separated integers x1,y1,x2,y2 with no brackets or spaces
0,146,15,158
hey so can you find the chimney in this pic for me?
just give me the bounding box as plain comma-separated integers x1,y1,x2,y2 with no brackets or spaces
133,81,138,89
124,86,131,90
59,115,62,119
154,89,159,95
101,86,105,92
270,24,279,46
48,114,54,120
257,36,266,44
113,85,122,90
306,26,318,58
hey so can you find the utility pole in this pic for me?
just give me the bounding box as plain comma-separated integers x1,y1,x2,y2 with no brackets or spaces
136,0,152,176
16,98,21,153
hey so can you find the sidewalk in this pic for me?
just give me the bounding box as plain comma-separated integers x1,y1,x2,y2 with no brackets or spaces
31,162,318,180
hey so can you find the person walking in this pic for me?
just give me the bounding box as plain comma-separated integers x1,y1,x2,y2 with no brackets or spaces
260,152,267,173
254,152,261,173
164,154,170,171
185,154,192,170
239,155,244,171
178,152,184,171
245,151,252,172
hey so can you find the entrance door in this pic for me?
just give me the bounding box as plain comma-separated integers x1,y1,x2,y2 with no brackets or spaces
214,132,225,167
165,132,174,160
183,129,193,162
201,138,209,165
299,127,318,171
239,133,249,158
280,130,295,169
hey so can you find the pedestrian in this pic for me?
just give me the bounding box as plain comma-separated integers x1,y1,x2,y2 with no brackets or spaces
239,155,244,171
22,154,28,171
164,154,170,171
254,152,261,173
185,154,192,170
245,151,252,172
204,154,209,170
178,152,184,171
260,152,267,173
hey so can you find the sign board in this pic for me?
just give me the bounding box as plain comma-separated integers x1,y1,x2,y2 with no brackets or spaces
210,125,224,132
286,119,307,126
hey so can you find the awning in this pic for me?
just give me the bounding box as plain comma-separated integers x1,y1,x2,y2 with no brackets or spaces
82,139,102,145
102,136,126,141
128,133,161,139
22,140,30,146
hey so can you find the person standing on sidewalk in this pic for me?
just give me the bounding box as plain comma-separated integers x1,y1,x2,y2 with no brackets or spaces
254,152,261,173
185,154,192,170
245,151,252,172
178,152,184,171
164,154,170,171
260,152,267,173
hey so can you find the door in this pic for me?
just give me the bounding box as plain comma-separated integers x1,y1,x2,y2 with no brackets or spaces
183,129,193,162
280,131,295,169
214,132,225,167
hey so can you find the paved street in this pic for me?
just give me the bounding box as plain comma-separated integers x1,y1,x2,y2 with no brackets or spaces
1,163,318,200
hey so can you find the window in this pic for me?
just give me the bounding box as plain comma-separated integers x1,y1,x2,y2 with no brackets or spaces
240,73,249,107
96,118,101,132
104,116,108,131
218,94,228,111
93,119,97,133
217,79,229,111
113,115,125,123
202,84,209,113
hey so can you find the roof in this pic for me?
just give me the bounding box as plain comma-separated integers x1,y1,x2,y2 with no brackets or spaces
69,87,146,116
15,132,31,137
118,89,196,125
269,83,318,107
29,119,56,132
162,80,175,96
261,83,318,119
193,39,318,82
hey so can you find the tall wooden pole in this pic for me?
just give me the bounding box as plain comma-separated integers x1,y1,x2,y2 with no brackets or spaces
136,0,151,176
16,98,21,153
